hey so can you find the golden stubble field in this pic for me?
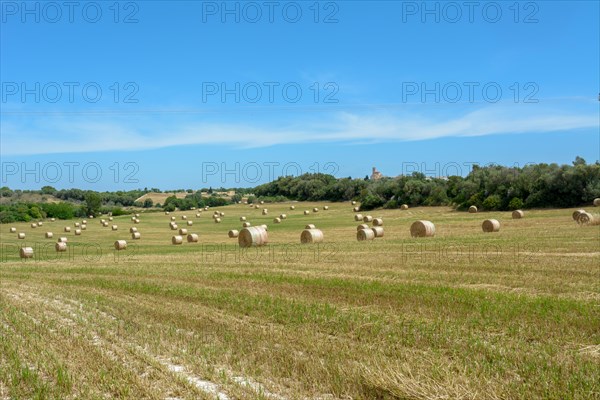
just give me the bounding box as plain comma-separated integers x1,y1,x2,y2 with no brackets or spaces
1,203,599,399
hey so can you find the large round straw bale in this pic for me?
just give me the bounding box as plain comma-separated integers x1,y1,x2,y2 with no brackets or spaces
594,198,600,207
512,210,524,219
37,221,43,227
304,210,309,215
262,209,268,215
357,224,369,231
242,222,251,228
373,218,383,226
130,217,136,222
187,221,193,226
371,226,384,238
10,227,16,233
74,229,81,236
101,219,106,224
55,242,67,252
301,229,324,244
179,228,188,235
255,205,260,209
354,214,363,221
135,213,140,218
18,233,25,239
238,226,269,247
468,205,478,213
45,232,53,239
108,217,113,221
111,225,118,231
410,220,436,237
577,212,594,225
81,224,87,230
50,218,56,222
165,211,170,215
172,235,183,245
305,224,316,229
274,217,281,224
130,227,138,233
82,220,87,224
220,212,225,217
260,200,265,205
280,214,287,219
353,207,360,212
363,215,373,223
196,213,201,218
357,228,375,241
169,223,178,230
131,232,141,240
240,216,247,221
102,221,109,227
323,206,329,210
20,247,33,258
58,237,67,243
181,215,187,220
134,218,140,224
572,210,586,221
214,218,221,223
114,240,127,250
171,216,176,221
313,208,319,213
191,207,196,210
64,227,71,232
351,201,357,205
228,230,239,238
30,223,37,229
290,205,295,210
204,206,209,211
482,219,500,232
187,233,199,243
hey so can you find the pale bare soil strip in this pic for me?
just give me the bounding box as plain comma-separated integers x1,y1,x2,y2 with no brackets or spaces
2,284,289,400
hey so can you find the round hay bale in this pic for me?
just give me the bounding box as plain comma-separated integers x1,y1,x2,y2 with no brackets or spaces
64,227,71,232
354,214,363,221
255,205,260,209
323,206,329,210
74,229,81,236
482,219,500,232
17,233,25,239
260,200,265,205
171,216,176,221
170,223,178,230
305,224,316,229
131,232,141,240
50,218,56,222
214,218,221,223
594,198,600,207
371,226,384,238
204,206,209,211
363,215,373,223
572,209,586,221
30,223,37,228
55,242,67,252
101,219,106,224
187,221,193,226
20,247,33,259
512,210,524,219
135,213,140,218
165,211,170,215
196,213,201,218
313,208,319,213
130,227,138,233
262,209,268,215
228,230,239,238
353,207,360,212
45,232,54,239
111,225,118,231
238,226,268,247
179,228,188,235
220,212,225,217
304,210,309,215
274,217,281,224
191,207,196,210
357,228,375,241
130,217,136,222
108,217,113,221
240,216,247,221
58,237,68,243
187,233,199,243
577,212,594,225
468,205,478,213
357,224,369,231
242,222,251,228
260,224,268,231
82,220,87,224
373,218,383,226
171,235,183,245
81,224,87,230
102,222,109,227
352,201,357,205
301,229,324,244
114,240,127,250
37,222,43,227
181,215,187,220
290,205,295,210
10,227,16,233
279,214,287,219
134,218,140,224
410,220,435,237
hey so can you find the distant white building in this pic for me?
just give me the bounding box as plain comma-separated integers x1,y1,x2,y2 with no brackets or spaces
370,167,383,180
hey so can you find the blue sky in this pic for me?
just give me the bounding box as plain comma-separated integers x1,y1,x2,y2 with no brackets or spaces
1,0,599,190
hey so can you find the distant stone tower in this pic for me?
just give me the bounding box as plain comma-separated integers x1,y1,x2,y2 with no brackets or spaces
370,167,383,181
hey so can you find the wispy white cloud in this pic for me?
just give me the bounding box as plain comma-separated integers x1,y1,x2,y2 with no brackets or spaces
1,103,597,155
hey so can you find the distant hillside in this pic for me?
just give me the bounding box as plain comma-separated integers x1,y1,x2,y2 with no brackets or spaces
134,192,188,204
0,193,62,205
